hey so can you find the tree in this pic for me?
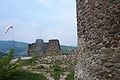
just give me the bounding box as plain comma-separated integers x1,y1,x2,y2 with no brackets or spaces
0,49,20,80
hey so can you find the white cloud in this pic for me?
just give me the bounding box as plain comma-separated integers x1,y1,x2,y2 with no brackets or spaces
0,0,77,46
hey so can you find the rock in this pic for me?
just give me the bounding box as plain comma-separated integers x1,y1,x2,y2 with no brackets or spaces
104,63,114,67
114,63,120,68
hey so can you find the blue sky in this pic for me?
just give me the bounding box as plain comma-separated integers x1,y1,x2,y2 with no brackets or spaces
0,0,77,46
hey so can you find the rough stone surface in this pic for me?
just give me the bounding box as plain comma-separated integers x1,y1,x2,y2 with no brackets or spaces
27,39,61,56
75,0,120,80
37,54,77,64
47,39,61,55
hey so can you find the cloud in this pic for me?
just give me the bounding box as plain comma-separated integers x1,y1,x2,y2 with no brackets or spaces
0,0,77,46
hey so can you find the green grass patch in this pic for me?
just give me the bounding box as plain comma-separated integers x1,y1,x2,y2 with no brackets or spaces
65,71,74,80
51,64,63,80
12,70,47,80
51,71,62,80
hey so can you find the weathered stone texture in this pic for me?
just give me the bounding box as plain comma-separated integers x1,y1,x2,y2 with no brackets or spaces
28,39,46,56
38,54,77,64
28,39,61,56
47,39,61,55
75,0,120,80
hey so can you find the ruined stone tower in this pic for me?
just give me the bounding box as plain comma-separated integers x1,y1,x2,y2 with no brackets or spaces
28,39,45,56
27,39,61,56
75,0,120,80
47,39,61,55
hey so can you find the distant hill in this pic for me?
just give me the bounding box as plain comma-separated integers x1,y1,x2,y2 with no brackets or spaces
0,41,28,57
61,45,76,53
0,41,76,56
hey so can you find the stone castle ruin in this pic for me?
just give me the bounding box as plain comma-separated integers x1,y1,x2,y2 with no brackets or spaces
27,39,61,56
75,0,120,80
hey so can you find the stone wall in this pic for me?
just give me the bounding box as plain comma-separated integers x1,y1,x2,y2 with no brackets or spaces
27,39,61,56
75,0,120,80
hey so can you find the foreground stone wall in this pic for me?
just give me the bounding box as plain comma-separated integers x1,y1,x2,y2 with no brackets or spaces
75,0,120,80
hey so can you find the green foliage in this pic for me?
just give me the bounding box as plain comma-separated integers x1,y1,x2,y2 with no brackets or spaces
53,64,61,72
51,71,61,80
0,49,47,80
12,70,47,80
0,49,20,80
61,45,76,54
51,64,63,80
65,71,74,80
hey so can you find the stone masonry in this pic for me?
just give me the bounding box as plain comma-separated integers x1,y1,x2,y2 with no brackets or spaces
28,39,61,56
75,0,120,80
47,39,61,55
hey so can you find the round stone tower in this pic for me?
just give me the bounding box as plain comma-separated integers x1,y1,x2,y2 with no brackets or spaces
75,0,120,80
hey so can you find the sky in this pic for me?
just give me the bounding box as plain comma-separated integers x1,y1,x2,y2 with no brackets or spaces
0,0,77,46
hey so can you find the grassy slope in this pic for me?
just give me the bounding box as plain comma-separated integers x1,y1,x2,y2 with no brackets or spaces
12,70,47,80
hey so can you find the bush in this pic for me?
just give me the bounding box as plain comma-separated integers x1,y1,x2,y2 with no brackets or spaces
0,49,20,80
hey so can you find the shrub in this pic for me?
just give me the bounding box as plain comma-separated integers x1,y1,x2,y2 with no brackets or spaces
0,49,20,80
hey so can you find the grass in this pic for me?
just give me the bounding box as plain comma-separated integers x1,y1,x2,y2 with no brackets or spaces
51,64,63,80
51,71,62,80
65,71,74,80
12,70,48,80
